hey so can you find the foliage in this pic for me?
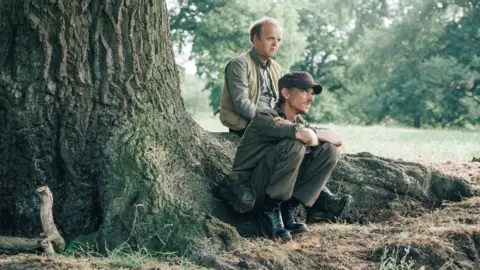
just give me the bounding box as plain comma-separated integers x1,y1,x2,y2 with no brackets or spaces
170,0,307,110
292,0,392,92
346,0,480,127
292,0,398,124
170,0,480,128
180,73,210,115
371,56,472,127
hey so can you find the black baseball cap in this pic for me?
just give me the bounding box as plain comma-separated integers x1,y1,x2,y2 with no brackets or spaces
278,71,323,94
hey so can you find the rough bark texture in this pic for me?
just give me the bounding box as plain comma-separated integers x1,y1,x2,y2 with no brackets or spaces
328,152,475,219
0,0,476,257
0,0,234,254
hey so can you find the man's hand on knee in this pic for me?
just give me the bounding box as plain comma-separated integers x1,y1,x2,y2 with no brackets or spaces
296,127,319,146
314,129,343,147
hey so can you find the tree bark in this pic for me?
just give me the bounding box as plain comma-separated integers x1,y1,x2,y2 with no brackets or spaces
414,115,421,128
0,0,234,254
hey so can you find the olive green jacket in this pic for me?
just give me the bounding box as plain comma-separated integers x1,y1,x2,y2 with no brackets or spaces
219,51,282,130
223,106,310,212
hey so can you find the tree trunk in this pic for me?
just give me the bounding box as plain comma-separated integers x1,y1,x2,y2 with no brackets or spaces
0,0,476,257
414,115,421,128
0,0,234,254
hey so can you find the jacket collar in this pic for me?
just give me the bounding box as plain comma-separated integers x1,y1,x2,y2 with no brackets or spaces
249,48,271,68
274,105,287,119
274,104,306,124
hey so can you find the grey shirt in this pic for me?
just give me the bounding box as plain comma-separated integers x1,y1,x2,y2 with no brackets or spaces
225,49,276,121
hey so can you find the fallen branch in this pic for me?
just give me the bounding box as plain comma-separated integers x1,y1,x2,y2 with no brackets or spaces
0,186,65,257
0,236,40,251
37,186,65,256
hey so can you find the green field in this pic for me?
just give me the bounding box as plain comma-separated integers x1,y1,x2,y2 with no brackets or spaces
191,113,480,162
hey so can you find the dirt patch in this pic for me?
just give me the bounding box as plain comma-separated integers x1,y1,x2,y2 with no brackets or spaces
203,197,480,270
0,253,202,270
422,160,480,187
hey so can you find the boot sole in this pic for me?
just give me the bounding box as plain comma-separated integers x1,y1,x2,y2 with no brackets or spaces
289,227,308,235
275,234,293,241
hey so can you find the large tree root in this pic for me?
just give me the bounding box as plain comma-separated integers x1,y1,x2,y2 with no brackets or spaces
210,134,478,237
0,186,65,257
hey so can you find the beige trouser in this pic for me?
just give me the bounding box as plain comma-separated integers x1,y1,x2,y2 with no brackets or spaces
251,139,339,209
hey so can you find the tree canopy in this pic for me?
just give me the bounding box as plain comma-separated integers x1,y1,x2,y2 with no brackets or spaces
169,0,480,128
170,0,306,110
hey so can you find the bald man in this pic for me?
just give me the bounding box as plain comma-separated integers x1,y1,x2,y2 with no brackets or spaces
219,17,283,137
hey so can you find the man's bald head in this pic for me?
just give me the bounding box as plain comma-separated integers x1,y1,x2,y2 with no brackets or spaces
249,17,282,44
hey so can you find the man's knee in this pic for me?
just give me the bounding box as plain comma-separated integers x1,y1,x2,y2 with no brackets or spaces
315,142,339,165
275,139,306,161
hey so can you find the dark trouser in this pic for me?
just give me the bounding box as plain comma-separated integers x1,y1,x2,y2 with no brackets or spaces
251,139,339,209
229,128,246,137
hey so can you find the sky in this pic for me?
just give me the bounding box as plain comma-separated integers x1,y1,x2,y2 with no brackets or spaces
173,42,197,75
166,0,197,74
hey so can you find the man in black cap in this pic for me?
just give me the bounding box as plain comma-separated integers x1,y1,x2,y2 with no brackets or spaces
223,71,352,241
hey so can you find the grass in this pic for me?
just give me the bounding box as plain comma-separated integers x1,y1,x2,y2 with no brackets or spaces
330,124,480,163
65,242,160,268
60,201,199,269
206,197,480,270
59,241,199,269
191,112,480,162
379,246,415,270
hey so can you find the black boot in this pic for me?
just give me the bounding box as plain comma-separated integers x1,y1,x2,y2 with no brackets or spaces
307,188,354,223
258,197,292,241
281,197,308,235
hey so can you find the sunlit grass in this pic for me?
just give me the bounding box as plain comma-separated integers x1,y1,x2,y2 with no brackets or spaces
324,124,479,162
191,113,479,162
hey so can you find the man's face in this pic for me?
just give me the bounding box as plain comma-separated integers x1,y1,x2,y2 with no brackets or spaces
253,22,282,61
285,87,315,114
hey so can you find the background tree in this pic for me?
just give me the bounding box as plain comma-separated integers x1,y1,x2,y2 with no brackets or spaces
170,0,479,128
291,0,396,123
352,0,479,127
170,0,307,110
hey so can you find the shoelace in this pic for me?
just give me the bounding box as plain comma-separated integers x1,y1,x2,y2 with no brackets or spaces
273,208,284,228
282,204,295,225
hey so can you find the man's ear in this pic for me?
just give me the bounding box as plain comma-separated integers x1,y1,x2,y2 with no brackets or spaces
253,34,261,43
281,88,289,99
